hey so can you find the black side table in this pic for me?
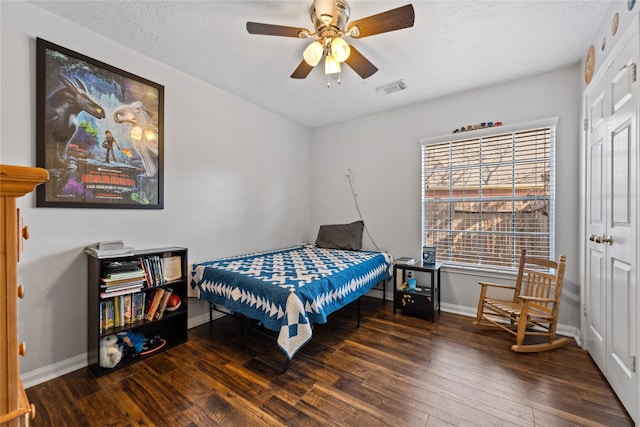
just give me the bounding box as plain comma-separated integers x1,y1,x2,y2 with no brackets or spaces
393,261,441,322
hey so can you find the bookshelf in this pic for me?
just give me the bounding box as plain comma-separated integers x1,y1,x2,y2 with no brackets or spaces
87,247,188,377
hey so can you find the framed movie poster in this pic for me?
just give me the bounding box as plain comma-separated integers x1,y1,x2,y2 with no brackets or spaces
36,38,164,209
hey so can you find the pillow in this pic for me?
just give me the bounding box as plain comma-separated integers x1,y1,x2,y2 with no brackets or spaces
314,220,364,250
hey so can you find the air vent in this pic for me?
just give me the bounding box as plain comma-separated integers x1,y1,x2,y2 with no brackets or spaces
376,79,407,95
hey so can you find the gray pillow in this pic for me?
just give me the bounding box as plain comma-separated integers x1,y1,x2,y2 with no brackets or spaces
315,221,364,250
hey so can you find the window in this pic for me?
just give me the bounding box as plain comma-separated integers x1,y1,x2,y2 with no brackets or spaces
421,118,557,269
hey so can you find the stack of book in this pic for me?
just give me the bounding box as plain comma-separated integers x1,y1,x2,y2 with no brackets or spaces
100,260,146,298
86,240,134,258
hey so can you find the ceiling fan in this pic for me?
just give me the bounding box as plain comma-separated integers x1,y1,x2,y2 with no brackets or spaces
246,0,415,81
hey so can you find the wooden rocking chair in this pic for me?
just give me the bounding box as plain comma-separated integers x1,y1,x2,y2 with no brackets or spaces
473,249,568,352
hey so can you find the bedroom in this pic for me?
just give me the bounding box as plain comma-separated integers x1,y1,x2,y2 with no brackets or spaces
0,0,637,425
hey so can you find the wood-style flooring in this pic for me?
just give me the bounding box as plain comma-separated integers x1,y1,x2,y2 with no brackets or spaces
26,297,634,426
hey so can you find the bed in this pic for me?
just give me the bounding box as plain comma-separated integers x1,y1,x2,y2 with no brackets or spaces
190,242,391,361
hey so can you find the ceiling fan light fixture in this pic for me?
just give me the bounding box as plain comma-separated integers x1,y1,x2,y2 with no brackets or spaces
303,40,324,66
330,37,350,62
325,53,341,74
246,1,416,82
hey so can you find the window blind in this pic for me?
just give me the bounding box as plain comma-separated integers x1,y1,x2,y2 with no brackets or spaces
421,122,556,269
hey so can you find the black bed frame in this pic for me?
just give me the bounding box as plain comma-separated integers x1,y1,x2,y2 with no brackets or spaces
206,279,387,372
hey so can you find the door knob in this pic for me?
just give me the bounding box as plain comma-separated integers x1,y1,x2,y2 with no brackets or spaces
601,235,613,245
590,234,613,245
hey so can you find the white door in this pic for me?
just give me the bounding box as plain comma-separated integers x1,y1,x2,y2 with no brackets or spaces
584,30,638,423
585,68,608,373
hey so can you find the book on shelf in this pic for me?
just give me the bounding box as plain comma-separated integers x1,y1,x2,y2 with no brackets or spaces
101,280,145,292
98,239,125,250
103,299,115,331
123,294,133,325
162,255,182,281
102,269,145,281
101,277,146,288
85,243,134,258
118,296,125,327
145,288,165,321
100,301,105,333
153,256,164,284
114,297,121,327
103,260,141,272
140,255,166,287
101,292,147,333
100,284,144,298
395,257,417,265
133,292,146,322
155,288,173,320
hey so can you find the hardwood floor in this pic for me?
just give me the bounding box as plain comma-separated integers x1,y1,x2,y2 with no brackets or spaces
26,297,633,426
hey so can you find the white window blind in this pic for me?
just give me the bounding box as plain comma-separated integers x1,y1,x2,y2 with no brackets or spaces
421,120,556,269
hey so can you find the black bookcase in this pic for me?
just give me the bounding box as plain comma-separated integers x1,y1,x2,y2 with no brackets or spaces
87,247,188,376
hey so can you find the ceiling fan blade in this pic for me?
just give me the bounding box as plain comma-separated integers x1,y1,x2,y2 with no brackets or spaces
246,22,309,38
291,60,315,79
347,4,415,38
345,45,378,79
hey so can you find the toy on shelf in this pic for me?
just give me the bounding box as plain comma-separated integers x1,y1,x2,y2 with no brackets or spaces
452,121,502,133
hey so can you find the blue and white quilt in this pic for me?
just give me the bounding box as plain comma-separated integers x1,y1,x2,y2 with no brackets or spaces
190,244,391,359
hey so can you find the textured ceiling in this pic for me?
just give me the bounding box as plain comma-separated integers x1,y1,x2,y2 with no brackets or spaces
30,1,610,128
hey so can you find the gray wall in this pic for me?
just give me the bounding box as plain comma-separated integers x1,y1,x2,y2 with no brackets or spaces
1,1,310,380
309,65,583,331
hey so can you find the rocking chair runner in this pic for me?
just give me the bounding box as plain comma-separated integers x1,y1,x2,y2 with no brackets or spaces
473,249,568,352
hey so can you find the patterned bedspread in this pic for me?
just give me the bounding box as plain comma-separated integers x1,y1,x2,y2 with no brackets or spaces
190,244,391,359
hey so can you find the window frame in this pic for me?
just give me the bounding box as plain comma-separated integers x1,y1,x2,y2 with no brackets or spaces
419,117,558,271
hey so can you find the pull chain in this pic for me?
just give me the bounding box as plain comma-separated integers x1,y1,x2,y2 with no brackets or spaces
326,73,342,88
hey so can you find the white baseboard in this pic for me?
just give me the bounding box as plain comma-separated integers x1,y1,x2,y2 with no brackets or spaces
22,299,582,389
22,310,227,389
441,302,583,347
22,353,87,389
188,310,226,328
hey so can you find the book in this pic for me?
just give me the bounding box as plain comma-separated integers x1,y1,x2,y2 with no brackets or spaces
103,299,115,331
101,279,145,287
140,256,165,287
395,257,417,265
163,256,182,281
148,256,162,285
102,269,145,281
145,288,164,321
133,292,146,321
123,294,133,325
104,260,141,272
100,284,144,298
155,288,173,320
98,240,125,250
85,244,134,258
114,296,121,327
101,277,146,287
99,301,105,334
